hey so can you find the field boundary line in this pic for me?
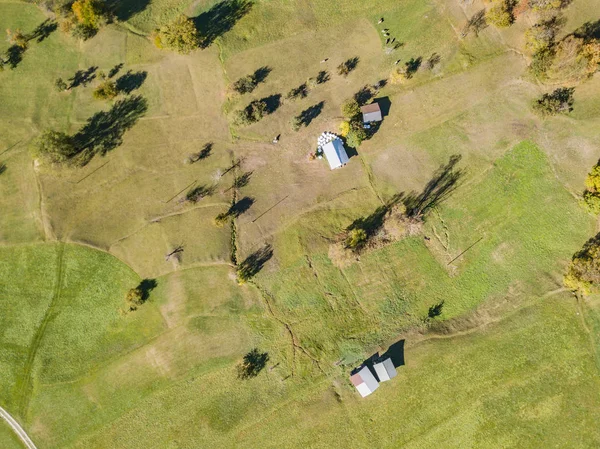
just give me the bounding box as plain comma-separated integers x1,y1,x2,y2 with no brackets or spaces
17,242,66,417
0,405,37,449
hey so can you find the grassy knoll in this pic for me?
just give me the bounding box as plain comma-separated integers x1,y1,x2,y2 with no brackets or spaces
1,0,600,447
253,142,594,367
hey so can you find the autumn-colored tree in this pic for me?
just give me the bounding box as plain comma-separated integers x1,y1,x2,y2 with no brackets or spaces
564,233,600,293
154,16,200,54
93,79,118,100
345,228,367,251
126,287,144,311
581,161,600,214
485,1,514,28
72,0,108,29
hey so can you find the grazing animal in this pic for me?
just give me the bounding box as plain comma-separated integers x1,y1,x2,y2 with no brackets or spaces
394,59,401,65
386,38,390,45
378,17,384,24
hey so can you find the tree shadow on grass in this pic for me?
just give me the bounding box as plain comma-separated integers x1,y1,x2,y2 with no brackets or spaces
261,94,282,114
106,0,151,21
237,348,269,379
186,184,215,203
574,19,600,43
404,155,464,218
428,301,444,319
30,19,57,43
347,193,404,238
297,101,324,127
253,65,271,84
0,162,6,175
115,70,147,94
229,196,255,218
72,95,148,165
69,66,98,89
237,244,273,281
4,45,25,69
193,0,254,48
137,278,157,301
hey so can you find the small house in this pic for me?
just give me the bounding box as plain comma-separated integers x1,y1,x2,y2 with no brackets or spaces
351,366,379,397
373,357,397,382
361,103,383,124
322,137,349,170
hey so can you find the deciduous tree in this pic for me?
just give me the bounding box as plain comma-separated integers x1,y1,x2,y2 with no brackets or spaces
154,16,200,54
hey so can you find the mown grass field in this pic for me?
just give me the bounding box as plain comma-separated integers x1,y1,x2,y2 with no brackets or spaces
1,0,600,447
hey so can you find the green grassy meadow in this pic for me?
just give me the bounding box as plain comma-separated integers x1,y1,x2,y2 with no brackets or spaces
1,0,600,447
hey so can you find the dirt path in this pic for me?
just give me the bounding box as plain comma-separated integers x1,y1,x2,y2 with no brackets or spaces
0,406,37,449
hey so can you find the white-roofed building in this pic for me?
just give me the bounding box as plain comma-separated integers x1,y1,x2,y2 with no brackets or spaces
350,366,379,397
322,137,349,170
373,358,397,382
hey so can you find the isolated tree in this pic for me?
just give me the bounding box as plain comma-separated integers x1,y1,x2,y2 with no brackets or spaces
532,87,574,116
154,16,200,54
126,287,144,311
232,75,256,94
234,99,268,126
30,129,77,164
236,348,269,379
345,228,367,251
564,233,600,293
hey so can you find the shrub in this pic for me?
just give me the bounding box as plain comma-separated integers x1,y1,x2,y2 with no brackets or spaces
30,129,77,165
291,116,302,131
485,2,514,28
6,29,28,49
93,80,118,100
345,228,367,251
154,16,200,54
346,128,366,149
532,87,574,116
55,78,68,92
214,212,230,227
126,287,144,311
529,0,566,10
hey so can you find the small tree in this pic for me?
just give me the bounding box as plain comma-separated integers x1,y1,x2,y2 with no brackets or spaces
485,2,514,28
214,212,230,227
234,99,267,126
232,75,256,94
532,87,574,116
126,287,144,311
345,228,367,251
55,78,68,92
154,16,200,54
291,115,302,131
31,129,77,165
582,162,600,214
93,79,118,100
346,126,367,148
564,233,600,293
339,120,351,137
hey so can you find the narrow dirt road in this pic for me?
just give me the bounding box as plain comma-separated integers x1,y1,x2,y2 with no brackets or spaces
0,406,37,449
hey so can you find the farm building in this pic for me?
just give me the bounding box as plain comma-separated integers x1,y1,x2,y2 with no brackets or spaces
322,137,349,170
373,358,397,382
351,366,379,397
361,102,383,124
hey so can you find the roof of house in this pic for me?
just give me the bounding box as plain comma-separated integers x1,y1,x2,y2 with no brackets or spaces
373,357,397,382
351,366,379,397
361,102,382,123
322,138,349,170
